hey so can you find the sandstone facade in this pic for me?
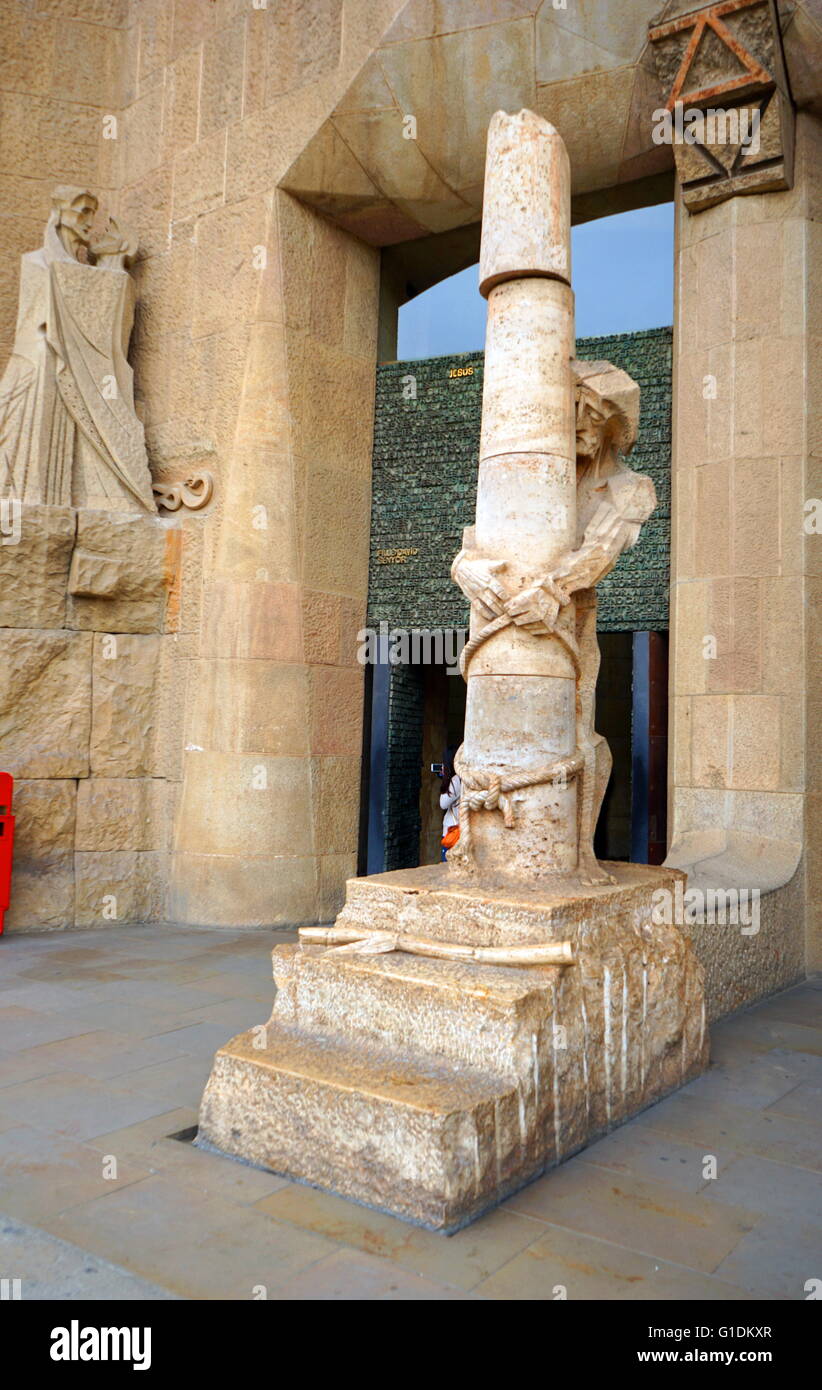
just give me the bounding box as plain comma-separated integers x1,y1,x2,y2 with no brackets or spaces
0,504,183,929
0,0,817,1029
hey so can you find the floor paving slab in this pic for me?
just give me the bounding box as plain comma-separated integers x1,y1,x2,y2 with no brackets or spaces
256,1183,547,1290
0,1123,152,1222
709,1017,822,1057
16,1028,192,1082
700,1153,822,1223
765,1080,822,1120
0,928,816,1301
474,1223,757,1300
635,1094,822,1172
43,1173,338,1300
0,1070,178,1143
575,1125,739,1193
670,1055,811,1110
503,1159,760,1272
115,1054,217,1110
264,1246,476,1300
0,1005,99,1050
0,1214,178,1300
82,1107,199,1166
712,1213,822,1300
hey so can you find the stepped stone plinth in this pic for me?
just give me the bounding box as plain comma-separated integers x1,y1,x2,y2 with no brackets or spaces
198,863,707,1231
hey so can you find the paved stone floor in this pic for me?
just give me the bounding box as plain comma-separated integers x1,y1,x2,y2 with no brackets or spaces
0,924,820,1301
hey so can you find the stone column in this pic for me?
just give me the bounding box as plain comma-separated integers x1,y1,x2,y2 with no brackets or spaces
668,112,822,1005
459,110,578,878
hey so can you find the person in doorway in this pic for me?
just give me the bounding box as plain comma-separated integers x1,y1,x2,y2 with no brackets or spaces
439,748,461,861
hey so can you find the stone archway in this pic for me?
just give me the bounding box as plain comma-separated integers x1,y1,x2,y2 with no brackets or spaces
168,0,679,928
2,0,819,1008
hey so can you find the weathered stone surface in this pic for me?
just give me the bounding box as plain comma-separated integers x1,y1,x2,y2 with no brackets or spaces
666,117,822,986
648,1,795,213
2,778,76,933
89,633,160,777
175,750,314,859
0,629,92,777
3,856,75,932
75,777,173,853
169,850,319,928
478,109,571,296
185,660,310,758
7,777,76,857
451,115,654,884
335,860,670,945
68,549,122,598
67,510,178,633
151,630,194,783
74,849,167,927
199,863,708,1231
0,504,75,629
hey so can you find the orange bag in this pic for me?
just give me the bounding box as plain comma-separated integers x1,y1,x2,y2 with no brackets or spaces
441,826,460,850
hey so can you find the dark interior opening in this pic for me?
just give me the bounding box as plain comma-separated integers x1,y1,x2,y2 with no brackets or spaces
363,628,669,873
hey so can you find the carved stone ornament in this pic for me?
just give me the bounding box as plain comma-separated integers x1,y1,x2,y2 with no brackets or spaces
0,187,156,512
152,470,214,512
649,0,795,212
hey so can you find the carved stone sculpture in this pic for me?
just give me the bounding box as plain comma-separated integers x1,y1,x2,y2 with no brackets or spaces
152,470,214,512
648,0,794,213
198,111,708,1232
451,357,655,885
0,187,156,512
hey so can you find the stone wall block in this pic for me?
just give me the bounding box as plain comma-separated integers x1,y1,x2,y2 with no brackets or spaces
0,629,92,778
169,850,319,927
200,579,303,662
0,504,75,629
89,633,161,777
74,850,168,927
2,778,77,931
151,631,194,782
691,693,730,789
67,509,177,633
312,754,361,856
730,694,781,791
76,777,173,853
308,664,364,757
174,751,314,859
318,850,357,921
4,856,75,932
185,659,310,758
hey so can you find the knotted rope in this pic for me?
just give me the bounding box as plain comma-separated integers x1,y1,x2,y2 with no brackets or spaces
458,607,580,681
451,600,584,861
453,746,584,859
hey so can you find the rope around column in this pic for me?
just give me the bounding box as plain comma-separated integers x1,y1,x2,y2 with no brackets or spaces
452,608,583,859
453,746,584,858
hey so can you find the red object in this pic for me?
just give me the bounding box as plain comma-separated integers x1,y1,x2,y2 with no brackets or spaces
0,773,14,935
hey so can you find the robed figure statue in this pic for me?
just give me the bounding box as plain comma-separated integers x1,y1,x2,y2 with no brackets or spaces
0,185,156,513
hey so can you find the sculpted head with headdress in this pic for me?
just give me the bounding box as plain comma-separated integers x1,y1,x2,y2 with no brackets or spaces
45,186,99,262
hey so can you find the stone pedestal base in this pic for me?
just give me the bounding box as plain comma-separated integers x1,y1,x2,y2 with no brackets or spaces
197,862,708,1232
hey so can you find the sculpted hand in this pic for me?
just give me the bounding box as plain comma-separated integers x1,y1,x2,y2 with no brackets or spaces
505,575,570,634
92,216,138,268
451,554,508,619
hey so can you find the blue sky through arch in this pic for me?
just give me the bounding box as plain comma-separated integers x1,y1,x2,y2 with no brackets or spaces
397,203,675,359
